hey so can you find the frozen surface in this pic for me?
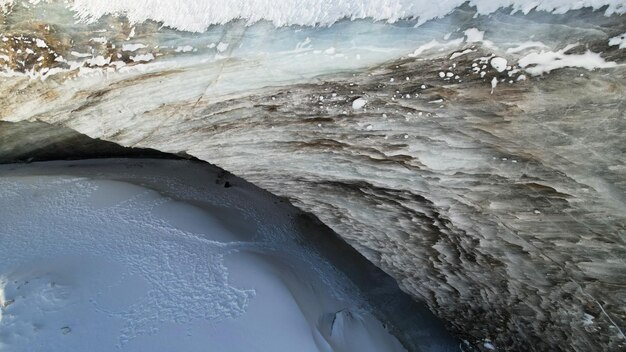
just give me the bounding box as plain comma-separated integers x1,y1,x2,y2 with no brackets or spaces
50,0,626,31
0,159,410,352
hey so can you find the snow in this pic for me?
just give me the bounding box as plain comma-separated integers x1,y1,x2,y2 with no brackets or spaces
464,28,484,43
129,53,154,62
34,38,47,48
583,313,595,326
409,38,463,57
4,1,623,84
70,51,91,58
57,0,626,32
518,44,617,75
450,49,475,60
352,97,367,109
216,42,229,52
483,341,496,350
175,45,194,52
122,43,146,52
608,33,626,49
490,57,507,72
505,41,549,54
490,76,498,94
86,55,109,66
89,36,107,44
0,159,407,352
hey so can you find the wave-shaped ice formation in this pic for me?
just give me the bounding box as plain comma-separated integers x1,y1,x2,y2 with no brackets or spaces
1,0,625,31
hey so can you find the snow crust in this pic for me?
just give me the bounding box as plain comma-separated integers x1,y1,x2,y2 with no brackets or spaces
1,0,624,31
0,160,406,352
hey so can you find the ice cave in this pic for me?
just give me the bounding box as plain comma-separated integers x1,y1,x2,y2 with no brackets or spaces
0,1,625,351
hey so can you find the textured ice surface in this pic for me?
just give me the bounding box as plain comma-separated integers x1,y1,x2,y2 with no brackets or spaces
1,3,625,351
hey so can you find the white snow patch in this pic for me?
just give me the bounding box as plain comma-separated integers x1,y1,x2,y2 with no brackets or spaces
408,38,463,57
490,76,498,94
608,33,626,49
583,313,595,326
122,43,146,52
86,55,109,66
490,57,507,72
450,49,475,60
129,53,154,62
352,97,367,109
506,41,549,54
89,36,107,44
70,51,92,58
464,28,484,43
34,38,47,48
484,341,496,350
216,42,229,53
518,44,618,75
175,45,194,52
126,26,136,39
